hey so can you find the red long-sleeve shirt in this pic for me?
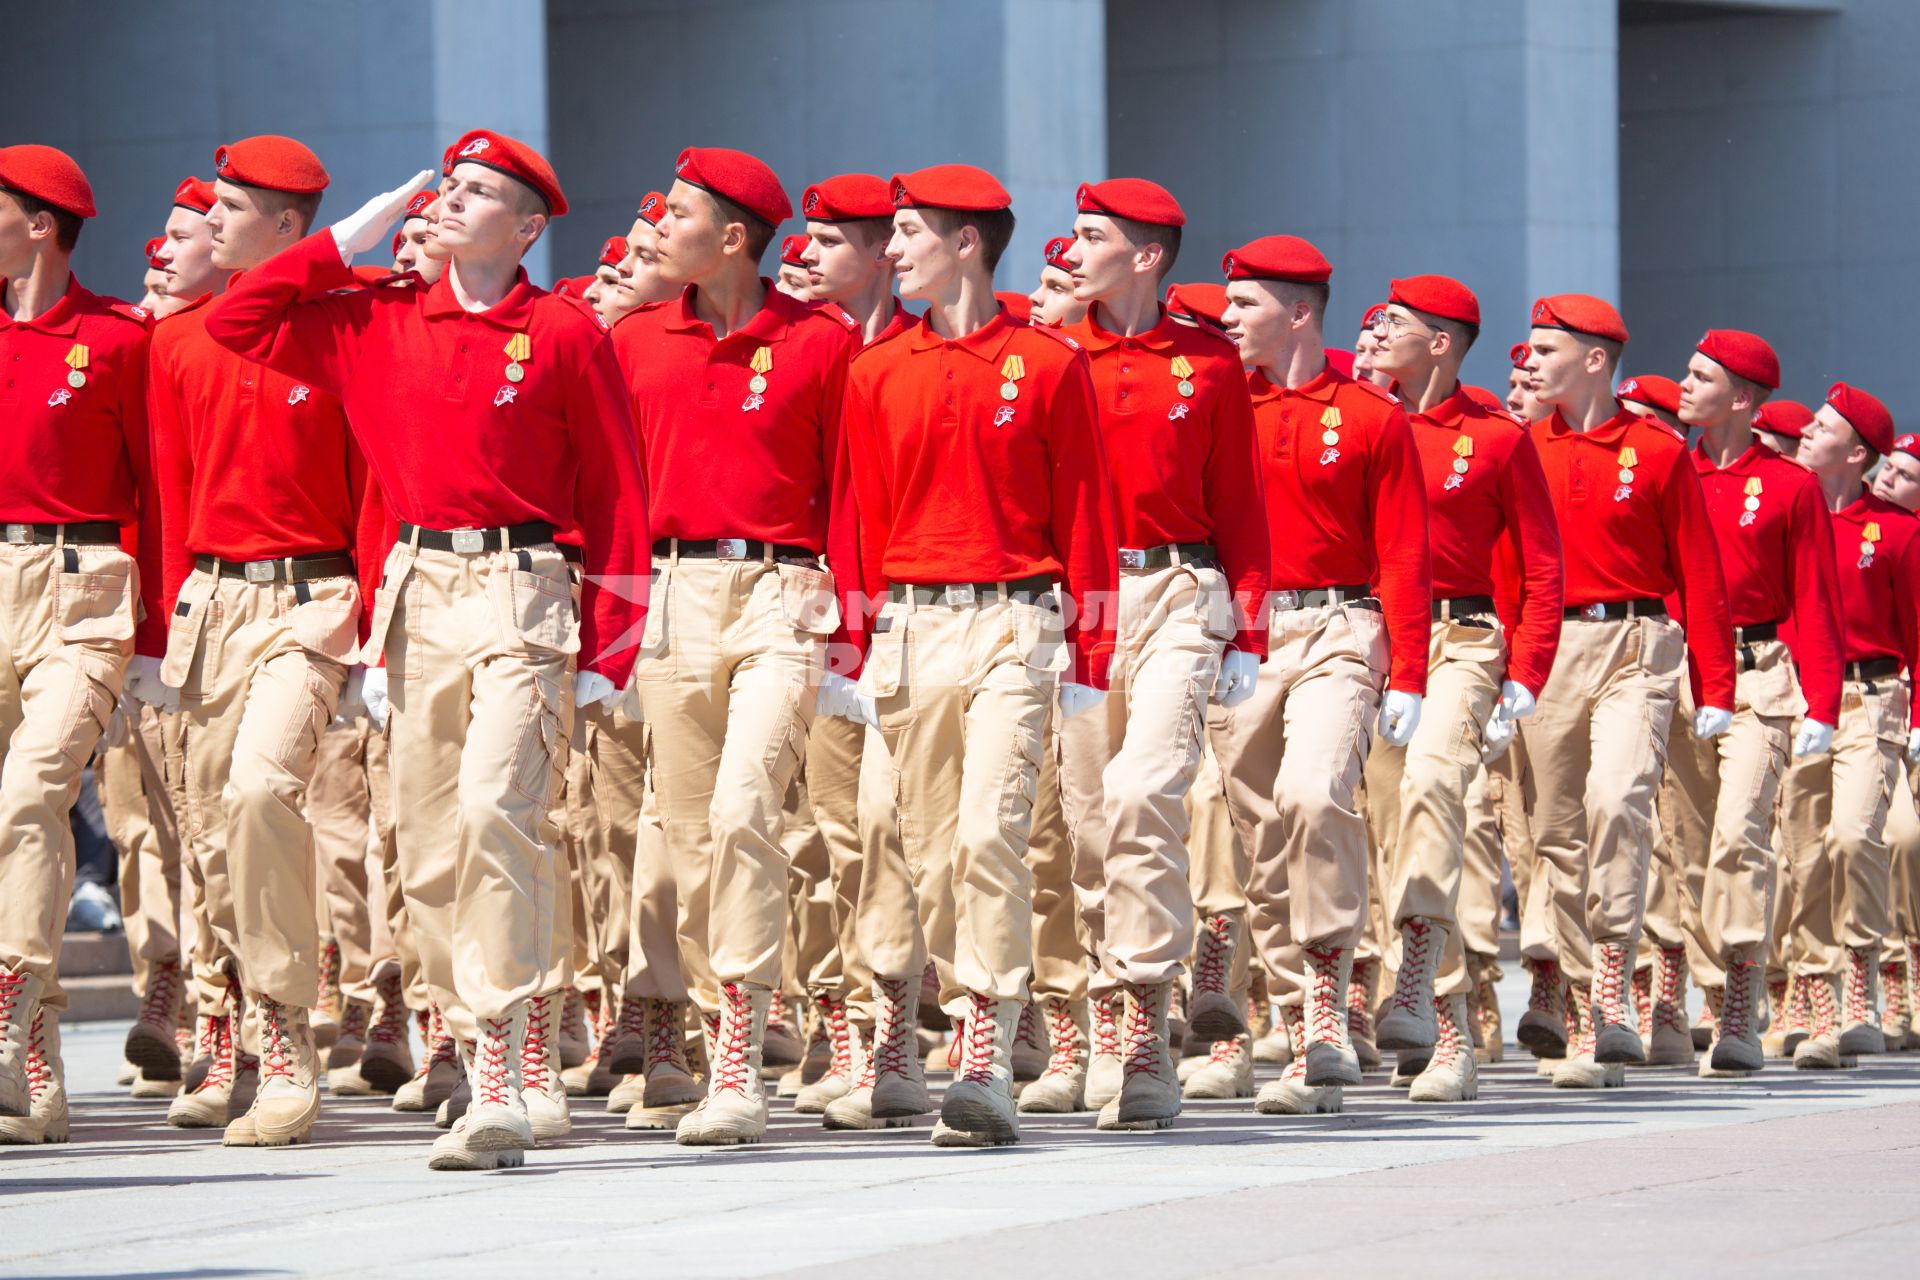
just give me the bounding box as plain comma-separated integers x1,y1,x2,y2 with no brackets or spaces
1533,409,1736,710
1062,309,1270,657
1248,365,1431,693
1408,387,1563,698
1677,442,1842,725
0,276,163,655
203,231,650,685
843,308,1119,688
148,280,383,628
1830,496,1920,724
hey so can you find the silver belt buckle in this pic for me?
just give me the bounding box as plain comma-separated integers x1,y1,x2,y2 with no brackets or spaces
1275,589,1299,610
4,524,31,545
944,583,976,607
1581,602,1606,621
451,529,487,554
1118,548,1146,570
244,560,276,583
715,537,749,560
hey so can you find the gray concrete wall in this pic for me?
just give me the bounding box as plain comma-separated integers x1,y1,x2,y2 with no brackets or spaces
1620,0,1920,421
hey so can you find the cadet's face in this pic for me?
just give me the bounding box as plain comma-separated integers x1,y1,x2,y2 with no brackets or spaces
1523,328,1595,407
436,163,543,258
1796,406,1866,474
1222,281,1288,369
776,262,811,300
802,221,878,303
886,209,961,302
1755,429,1800,456
1065,213,1138,303
613,218,672,309
1506,366,1540,418
157,205,220,299
653,181,731,285
590,264,630,325
0,192,37,278
1677,353,1737,428
206,179,287,272
1371,306,1439,380
1873,450,1920,510
393,221,443,282
1028,266,1082,327
421,180,453,263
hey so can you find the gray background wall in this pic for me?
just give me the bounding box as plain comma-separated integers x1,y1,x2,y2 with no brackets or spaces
6,0,1916,416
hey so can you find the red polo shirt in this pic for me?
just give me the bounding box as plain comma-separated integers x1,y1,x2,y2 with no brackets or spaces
1533,409,1736,710
1063,308,1270,656
203,231,650,685
1248,364,1431,693
1830,495,1920,702
0,275,162,655
843,308,1119,687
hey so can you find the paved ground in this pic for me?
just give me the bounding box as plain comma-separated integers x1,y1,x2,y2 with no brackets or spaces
4,974,1920,1280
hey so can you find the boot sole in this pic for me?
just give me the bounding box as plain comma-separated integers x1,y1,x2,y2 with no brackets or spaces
1185,1002,1249,1042
359,1054,414,1094
930,1122,1016,1147
1375,1012,1437,1052
465,1117,534,1152
1301,1050,1362,1088
428,1146,525,1172
625,1103,697,1131
124,1026,184,1079
1515,1020,1568,1057
1709,1045,1764,1073
676,1128,763,1146
1690,1027,1713,1051
1593,1030,1646,1065
871,1092,932,1120
939,1095,1018,1143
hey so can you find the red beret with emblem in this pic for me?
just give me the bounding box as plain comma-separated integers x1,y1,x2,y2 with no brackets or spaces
1076,178,1185,228
635,191,665,227
402,190,436,222
0,144,97,218
447,129,567,216
1616,374,1681,416
1530,293,1627,344
1828,382,1895,455
213,135,329,195
1042,236,1073,272
675,147,790,227
1390,274,1480,326
172,176,216,215
1165,281,1229,329
1362,302,1389,329
1221,235,1332,284
1509,342,1530,369
1894,433,1920,460
145,237,166,270
599,236,629,269
801,173,892,222
890,165,1011,213
1753,399,1813,441
779,234,809,267
1695,329,1779,389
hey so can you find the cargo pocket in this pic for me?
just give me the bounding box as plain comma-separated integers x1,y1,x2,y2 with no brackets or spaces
54,551,137,647
271,666,336,774
1637,616,1687,680
505,562,580,655
1342,603,1390,680
161,572,217,690
1740,640,1805,721
759,678,811,784
1012,597,1070,674
778,562,841,637
1186,564,1238,642
859,608,913,727
283,580,360,664
996,713,1045,834
57,654,119,767
1874,682,1911,748
632,563,670,676
509,671,567,806
358,552,414,671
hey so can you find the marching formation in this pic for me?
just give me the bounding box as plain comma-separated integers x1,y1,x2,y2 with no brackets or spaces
2,130,1916,1174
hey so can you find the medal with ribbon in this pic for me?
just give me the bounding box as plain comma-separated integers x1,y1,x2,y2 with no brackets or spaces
503,333,530,383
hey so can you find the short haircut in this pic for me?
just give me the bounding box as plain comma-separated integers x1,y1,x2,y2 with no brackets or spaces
1109,214,1181,280
1593,335,1623,374
702,187,776,262
841,216,894,251
1727,369,1772,409
1271,278,1330,317
238,182,324,237
1410,307,1479,355
922,206,1018,274
2,188,82,252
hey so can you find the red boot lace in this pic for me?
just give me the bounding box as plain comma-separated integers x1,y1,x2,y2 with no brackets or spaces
138,960,181,1031
1090,993,1121,1060
1304,947,1348,1048
1041,998,1082,1078
1653,947,1690,1036
647,1001,688,1073
1014,1002,1044,1054
1807,974,1838,1036
959,993,998,1086
317,939,341,1013
1120,988,1164,1080
1279,1005,1309,1083
711,984,752,1096
521,998,552,1089
1632,966,1653,1036
1348,956,1377,1039
1719,962,1755,1040
1844,948,1874,1024
1207,1035,1243,1067
22,1008,52,1101
1526,958,1562,1015
1567,983,1596,1055
474,1017,515,1106
615,990,649,1050
1428,996,1464,1069
1882,962,1910,1021
1786,976,1812,1035
1193,916,1232,997
258,998,295,1082
338,1000,369,1043
872,978,914,1082
767,989,791,1035
1767,979,1789,1032
561,988,588,1042
1592,944,1631,1029
1385,922,1434,1019
817,996,852,1079
0,971,24,1035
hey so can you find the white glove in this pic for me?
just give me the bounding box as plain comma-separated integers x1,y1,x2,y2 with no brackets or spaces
332,168,435,264
817,672,876,727
1692,706,1733,740
336,665,368,725
1481,712,1515,762
1908,726,1920,765
1793,719,1834,759
1211,649,1260,709
1377,690,1422,747
361,666,391,730
125,655,178,713
1058,682,1106,721
1498,680,1537,722
574,671,617,712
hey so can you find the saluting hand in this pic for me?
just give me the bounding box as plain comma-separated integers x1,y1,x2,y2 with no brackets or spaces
332,168,436,264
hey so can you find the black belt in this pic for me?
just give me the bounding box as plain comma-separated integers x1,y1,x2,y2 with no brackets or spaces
2,520,121,546
560,543,583,567
656,537,818,565
196,552,354,584
1118,542,1215,570
401,521,556,554
1846,657,1902,683
1273,585,1376,611
1433,595,1498,625
1565,598,1667,621
1734,621,1780,646
890,574,1054,607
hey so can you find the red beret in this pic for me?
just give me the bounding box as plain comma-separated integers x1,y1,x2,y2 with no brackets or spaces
441,142,458,176
1616,374,1681,416
145,237,166,270
1827,382,1895,455
448,129,567,216
1695,329,1779,389
675,147,790,227
1390,274,1480,326
402,190,436,222
172,176,215,215
1753,399,1813,441
635,191,665,226
1530,293,1628,344
599,235,629,269
1221,235,1331,284
1076,178,1185,228
1509,342,1531,369
1042,236,1074,273
1361,302,1389,330
779,234,809,267
890,164,1011,213
801,173,893,222
213,135,329,195
0,144,96,218
1165,282,1228,329
1895,433,1920,460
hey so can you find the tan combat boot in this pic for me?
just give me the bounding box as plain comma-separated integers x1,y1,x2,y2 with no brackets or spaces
1250,993,1291,1066
241,996,321,1146
1254,1004,1343,1114
822,1032,912,1132
602,990,651,1076
558,987,591,1069
763,988,805,1071
933,993,1022,1146
1187,915,1249,1040
1017,996,1087,1113
867,975,931,1119
1837,946,1886,1055
1879,957,1911,1050
1517,956,1569,1059
1011,1001,1049,1084
1084,990,1124,1106
0,1008,67,1145
627,998,703,1129
1781,974,1813,1057
1347,954,1382,1072
677,982,770,1146
1182,1033,1254,1099
521,991,571,1141
1632,962,1653,1039
312,938,342,1052
1706,955,1764,1074
1793,972,1846,1069
564,992,621,1098
607,1074,645,1116
395,1005,462,1112
1408,992,1478,1102
796,995,857,1113
1645,944,1693,1065
1761,977,1791,1059
463,1007,534,1152
1301,946,1362,1086
1589,942,1645,1064
124,957,184,1083
1098,982,1179,1131
1376,919,1445,1051
1553,982,1625,1089
348,970,413,1093
0,968,45,1118
167,1010,239,1128
1468,958,1504,1064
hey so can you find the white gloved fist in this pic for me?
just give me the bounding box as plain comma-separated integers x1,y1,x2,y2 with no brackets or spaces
361,666,391,730
574,671,617,712
1377,689,1422,747
1793,719,1834,759
125,655,178,713
1058,682,1106,721
1498,679,1537,722
1481,712,1515,762
1909,726,1920,765
1212,649,1260,709
332,168,436,263
1692,706,1733,740
817,672,876,727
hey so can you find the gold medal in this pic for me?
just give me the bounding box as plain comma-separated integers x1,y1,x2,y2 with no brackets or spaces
1000,353,1026,404
503,333,531,382
505,362,525,383
1170,355,1195,399
64,343,89,390
749,346,773,396
1743,495,1760,512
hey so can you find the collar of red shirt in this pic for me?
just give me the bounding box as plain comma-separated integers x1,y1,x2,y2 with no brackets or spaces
1248,361,1342,406
1690,439,1774,477
1837,492,1910,527
661,279,802,345
420,266,540,330
1543,407,1641,445
1410,384,1484,431
904,305,1022,365
1066,306,1178,354
0,273,84,335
